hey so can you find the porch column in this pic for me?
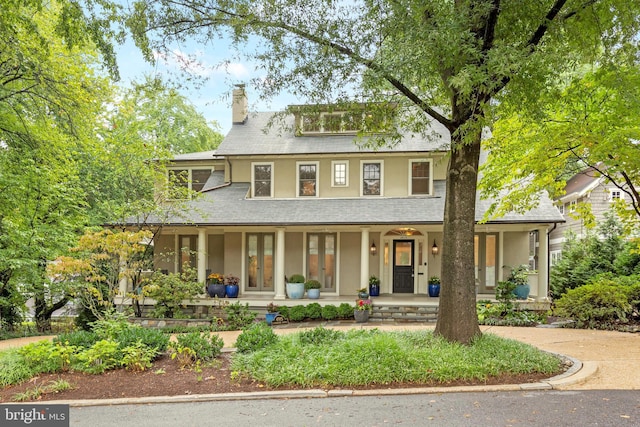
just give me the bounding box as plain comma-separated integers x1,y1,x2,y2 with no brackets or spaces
174,234,179,273
498,231,504,282
197,228,206,284
274,227,286,300
118,259,128,297
360,227,370,289
537,226,549,301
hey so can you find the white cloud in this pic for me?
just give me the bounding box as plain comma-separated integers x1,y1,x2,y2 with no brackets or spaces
152,49,250,80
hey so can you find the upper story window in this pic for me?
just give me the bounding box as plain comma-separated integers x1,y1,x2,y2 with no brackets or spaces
252,162,273,198
558,203,565,215
409,159,432,195
297,162,319,197
568,200,577,212
292,104,394,135
361,161,383,196
610,189,624,201
332,161,349,187
168,168,212,198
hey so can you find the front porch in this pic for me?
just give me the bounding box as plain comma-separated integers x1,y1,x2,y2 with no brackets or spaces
123,293,551,324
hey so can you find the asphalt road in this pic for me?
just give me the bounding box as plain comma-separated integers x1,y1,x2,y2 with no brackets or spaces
70,390,639,427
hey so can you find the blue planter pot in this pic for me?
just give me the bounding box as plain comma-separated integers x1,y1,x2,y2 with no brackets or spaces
307,288,320,299
225,284,239,298
514,284,530,300
428,283,440,297
369,283,380,297
207,283,226,298
265,312,279,326
286,282,305,299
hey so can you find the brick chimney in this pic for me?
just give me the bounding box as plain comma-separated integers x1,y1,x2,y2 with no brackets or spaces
232,84,248,125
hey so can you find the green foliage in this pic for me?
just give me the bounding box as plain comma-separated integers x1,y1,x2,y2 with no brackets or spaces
114,327,169,353
11,380,73,402
53,330,99,349
277,305,289,319
304,279,321,290
142,269,203,318
288,305,307,322
74,339,121,374
507,265,529,286
297,327,342,346
0,350,40,387
121,341,157,371
288,274,305,283
305,303,322,319
321,305,338,320
18,341,63,374
224,302,257,330
232,330,561,387
171,332,223,361
337,303,354,319
235,322,279,354
554,281,633,328
495,281,517,307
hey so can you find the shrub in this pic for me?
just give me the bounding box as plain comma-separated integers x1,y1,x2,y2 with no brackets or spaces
554,282,632,328
288,305,306,322
298,327,343,346
495,281,517,308
121,342,158,371
305,303,322,319
90,311,133,339
0,350,39,387
142,269,203,318
287,274,305,283
53,330,99,349
337,303,354,319
321,304,338,320
171,332,223,361
224,302,257,330
18,341,62,374
277,305,289,319
115,327,169,353
304,279,321,290
74,339,121,374
235,322,279,353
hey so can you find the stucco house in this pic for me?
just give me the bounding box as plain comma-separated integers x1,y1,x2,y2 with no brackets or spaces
122,87,563,310
549,166,628,265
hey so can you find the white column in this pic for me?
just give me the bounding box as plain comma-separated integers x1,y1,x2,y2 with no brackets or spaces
197,228,206,284
360,227,370,289
537,226,549,301
274,227,286,300
498,231,504,282
118,259,128,297
173,234,179,273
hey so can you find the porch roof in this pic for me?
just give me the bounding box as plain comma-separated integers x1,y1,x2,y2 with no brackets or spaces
140,180,564,227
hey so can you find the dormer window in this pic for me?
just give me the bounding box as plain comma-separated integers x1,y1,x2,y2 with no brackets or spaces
292,104,394,135
168,168,212,198
299,111,361,134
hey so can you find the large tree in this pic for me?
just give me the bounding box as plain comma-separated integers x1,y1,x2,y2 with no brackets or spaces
121,0,640,343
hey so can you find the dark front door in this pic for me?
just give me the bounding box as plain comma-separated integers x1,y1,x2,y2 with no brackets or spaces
393,240,414,293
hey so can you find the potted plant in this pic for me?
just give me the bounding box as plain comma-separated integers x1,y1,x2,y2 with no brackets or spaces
369,275,380,297
206,272,226,298
265,302,279,326
354,298,372,322
428,275,441,297
508,264,530,300
286,274,305,299
225,274,240,298
305,279,321,299
357,287,369,299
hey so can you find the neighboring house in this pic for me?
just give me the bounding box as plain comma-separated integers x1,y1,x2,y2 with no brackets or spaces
122,87,563,305
549,166,625,265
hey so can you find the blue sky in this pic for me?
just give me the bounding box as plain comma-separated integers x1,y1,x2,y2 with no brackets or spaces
115,37,298,135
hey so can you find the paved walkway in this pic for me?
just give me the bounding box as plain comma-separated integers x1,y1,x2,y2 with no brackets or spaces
2,322,638,393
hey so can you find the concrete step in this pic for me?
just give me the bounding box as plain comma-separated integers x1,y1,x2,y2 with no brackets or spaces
370,305,439,323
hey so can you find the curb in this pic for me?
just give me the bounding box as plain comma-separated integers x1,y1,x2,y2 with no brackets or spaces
16,355,596,408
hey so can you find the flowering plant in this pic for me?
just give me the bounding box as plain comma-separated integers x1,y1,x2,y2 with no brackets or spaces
225,274,240,286
266,302,279,313
207,272,224,284
355,298,372,312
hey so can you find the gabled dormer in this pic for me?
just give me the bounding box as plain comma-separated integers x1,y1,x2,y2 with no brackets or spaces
289,103,395,136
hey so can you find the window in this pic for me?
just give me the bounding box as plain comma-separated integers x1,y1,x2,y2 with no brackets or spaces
168,168,212,198
558,204,565,215
252,163,273,198
409,159,432,195
568,200,577,212
550,251,562,266
610,189,623,201
361,161,383,196
331,161,349,187
297,162,319,197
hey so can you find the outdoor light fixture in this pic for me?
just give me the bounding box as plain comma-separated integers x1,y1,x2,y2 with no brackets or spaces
370,241,377,256
431,240,439,256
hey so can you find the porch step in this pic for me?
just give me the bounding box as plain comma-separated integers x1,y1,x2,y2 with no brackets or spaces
369,305,439,323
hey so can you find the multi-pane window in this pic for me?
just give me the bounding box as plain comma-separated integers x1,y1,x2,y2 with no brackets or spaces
332,161,348,187
252,163,273,198
362,162,382,196
610,189,623,201
298,163,318,197
410,160,431,195
168,168,211,197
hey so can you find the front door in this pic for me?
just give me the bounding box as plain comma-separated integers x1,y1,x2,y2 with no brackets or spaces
393,240,414,293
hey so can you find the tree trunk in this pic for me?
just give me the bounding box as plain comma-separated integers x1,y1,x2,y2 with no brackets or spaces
34,292,70,333
434,132,482,344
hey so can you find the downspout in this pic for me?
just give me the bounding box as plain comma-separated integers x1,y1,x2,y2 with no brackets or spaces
546,223,558,299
